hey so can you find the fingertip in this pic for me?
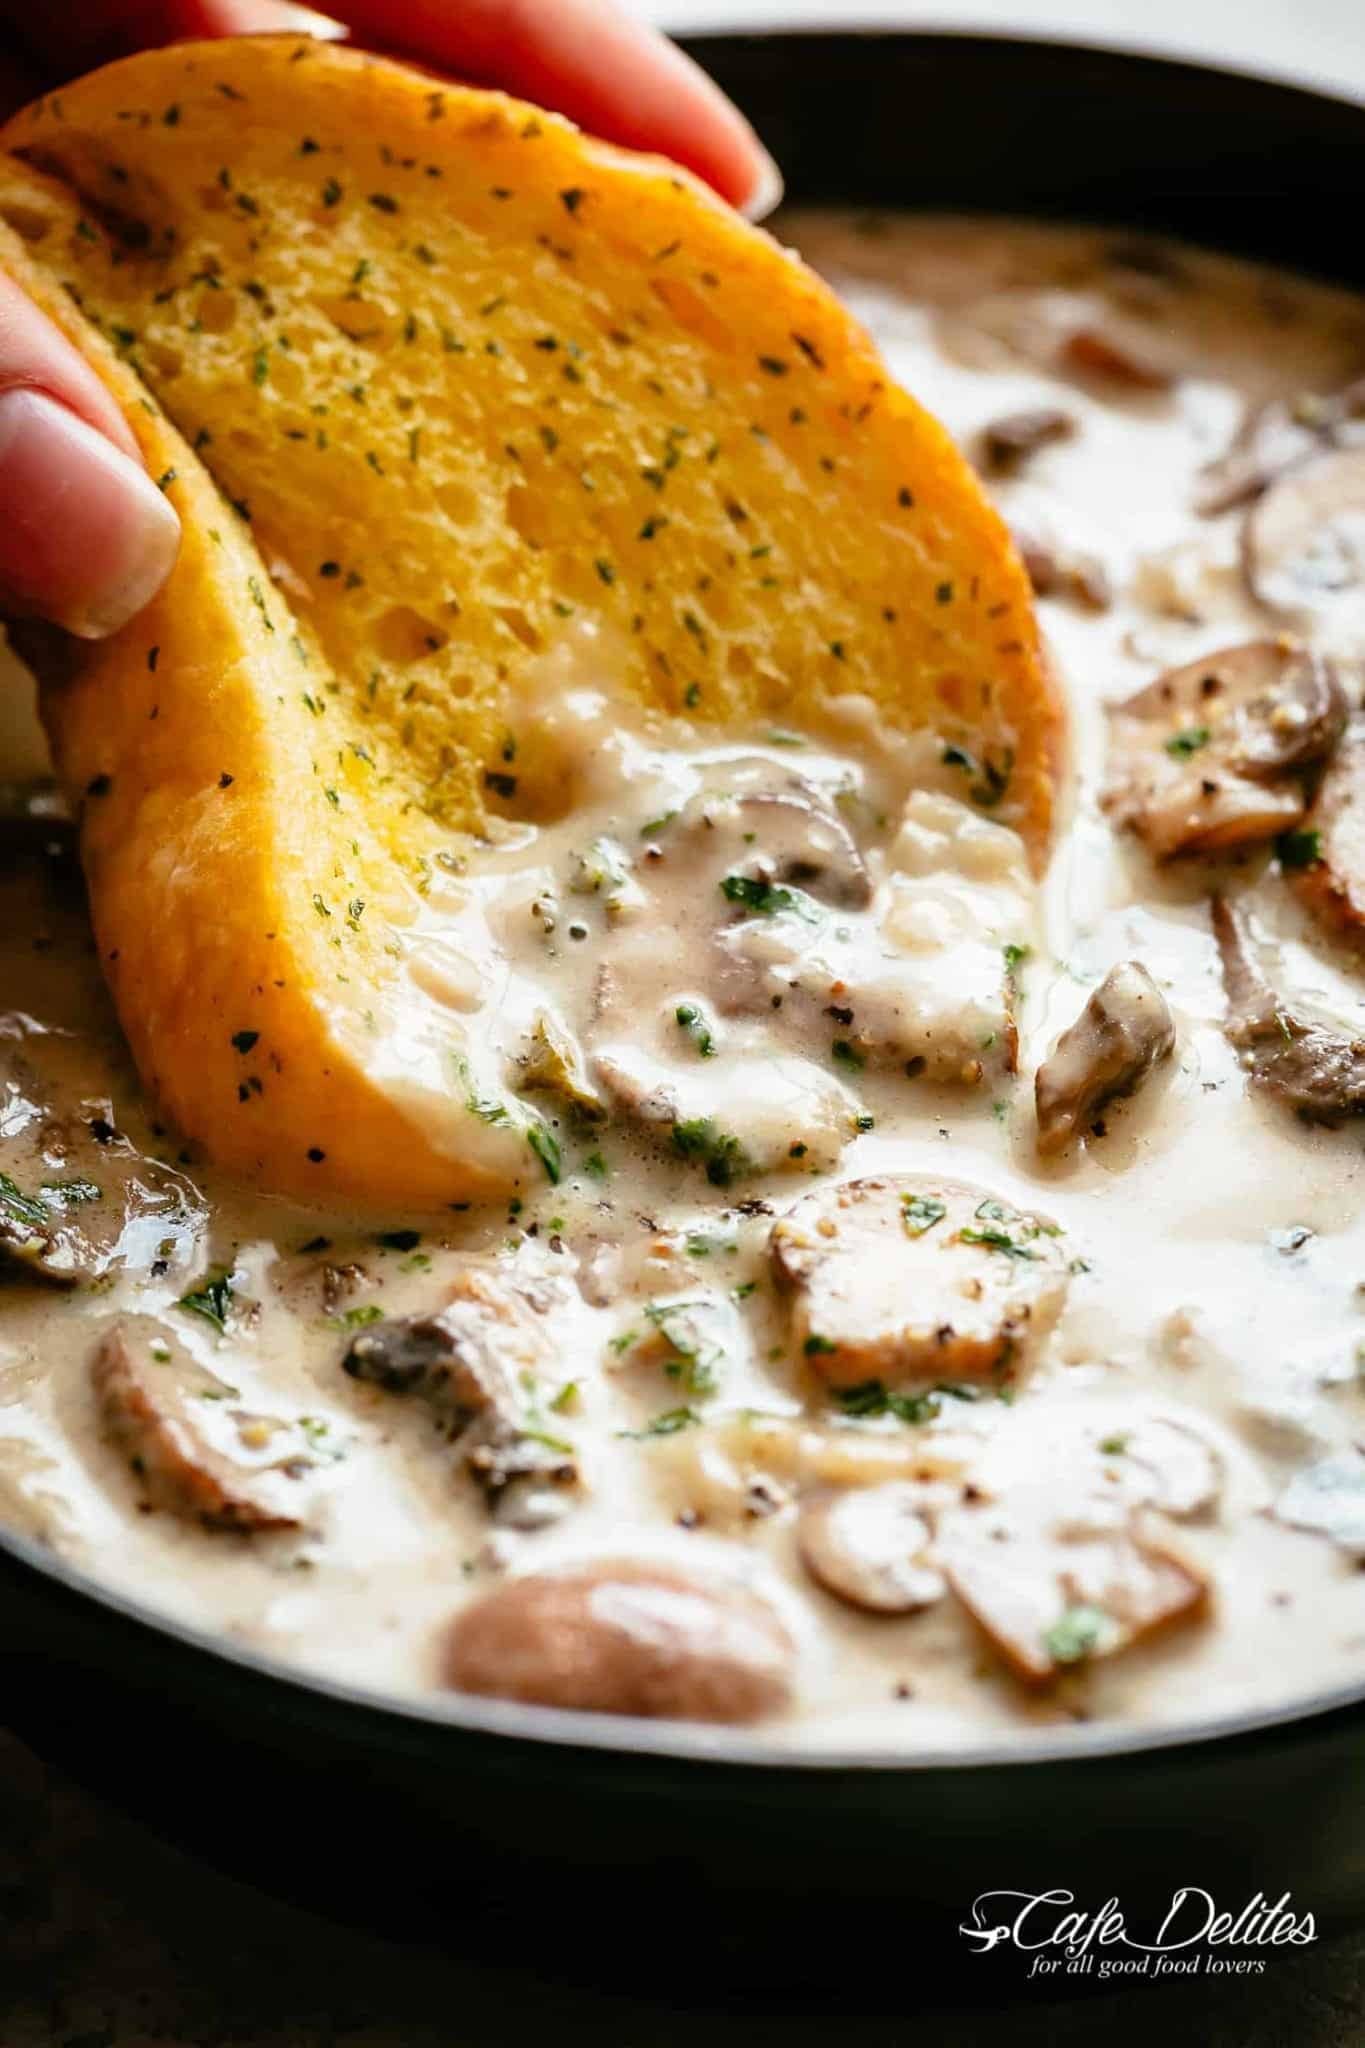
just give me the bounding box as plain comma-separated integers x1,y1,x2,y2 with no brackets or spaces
0,389,180,638
739,143,784,225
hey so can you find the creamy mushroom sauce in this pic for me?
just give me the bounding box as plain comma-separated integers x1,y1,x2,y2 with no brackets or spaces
5,213,1365,1748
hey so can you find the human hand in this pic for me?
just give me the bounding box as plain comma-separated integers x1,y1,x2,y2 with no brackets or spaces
0,0,780,639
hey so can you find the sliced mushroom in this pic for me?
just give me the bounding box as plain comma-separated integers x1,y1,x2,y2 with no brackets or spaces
670,756,871,910
1034,961,1175,1155
1012,522,1113,612
0,1022,204,1287
797,1483,947,1615
1212,896,1365,1124
1193,381,1365,517
1059,319,1176,391
979,407,1076,475
938,1497,1207,1686
1103,640,1347,860
1290,733,1365,948
590,1042,858,1180
92,1316,307,1531
1245,446,1365,630
1110,1417,1222,1520
342,1267,580,1517
770,1176,1071,1389
444,1559,795,1722
1275,1451,1365,1557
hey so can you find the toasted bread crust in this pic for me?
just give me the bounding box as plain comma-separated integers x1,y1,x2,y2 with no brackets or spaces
0,39,1058,1205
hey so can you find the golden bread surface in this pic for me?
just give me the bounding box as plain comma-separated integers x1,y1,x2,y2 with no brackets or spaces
0,37,1056,1204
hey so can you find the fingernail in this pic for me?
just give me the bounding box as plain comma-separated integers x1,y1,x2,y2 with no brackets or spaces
741,144,785,225
0,388,180,638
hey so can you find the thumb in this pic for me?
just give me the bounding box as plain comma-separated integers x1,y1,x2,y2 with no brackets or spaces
0,271,180,637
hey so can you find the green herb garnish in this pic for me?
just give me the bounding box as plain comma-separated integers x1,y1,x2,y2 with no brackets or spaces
671,1117,749,1188
719,874,821,922
1044,1604,1111,1665
619,1406,701,1440
527,1123,562,1184
177,1270,234,1333
1277,828,1323,871
675,1002,716,1057
902,1194,947,1237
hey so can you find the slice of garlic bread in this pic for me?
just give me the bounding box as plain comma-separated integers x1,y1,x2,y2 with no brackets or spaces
0,37,1057,1206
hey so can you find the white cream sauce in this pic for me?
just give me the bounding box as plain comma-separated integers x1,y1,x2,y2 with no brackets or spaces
5,214,1365,1748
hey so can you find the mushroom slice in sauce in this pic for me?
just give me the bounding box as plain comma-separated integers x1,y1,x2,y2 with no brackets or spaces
1211,896,1365,1125
1103,640,1347,860
342,1267,579,1520
0,1024,204,1287
1112,1417,1222,1520
1193,380,1365,517
590,1042,859,1181
797,1482,947,1615
672,757,872,911
937,1499,1208,1686
979,407,1076,475
1012,524,1113,612
1034,961,1175,1155
1274,1451,1365,1558
92,1316,306,1532
1059,319,1177,391
769,1176,1071,1389
1286,733,1365,951
1244,446,1365,630
443,1559,795,1723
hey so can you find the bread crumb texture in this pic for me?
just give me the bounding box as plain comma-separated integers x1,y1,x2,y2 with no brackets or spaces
0,38,1056,1204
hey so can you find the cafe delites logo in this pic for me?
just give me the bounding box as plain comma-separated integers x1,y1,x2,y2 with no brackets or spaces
959,1887,1318,1983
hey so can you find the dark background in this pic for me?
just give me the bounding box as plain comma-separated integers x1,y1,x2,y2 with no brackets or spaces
0,1728,1356,2045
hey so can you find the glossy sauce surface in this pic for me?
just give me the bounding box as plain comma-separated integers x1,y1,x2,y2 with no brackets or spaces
4,214,1365,1749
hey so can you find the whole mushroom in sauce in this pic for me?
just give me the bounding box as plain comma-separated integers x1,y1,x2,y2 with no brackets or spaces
444,1559,795,1723
1103,640,1348,860
1034,961,1175,1155
770,1175,1071,1390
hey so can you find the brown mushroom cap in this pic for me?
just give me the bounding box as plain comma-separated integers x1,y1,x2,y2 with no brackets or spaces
1034,961,1175,1155
444,1560,795,1723
1103,640,1347,860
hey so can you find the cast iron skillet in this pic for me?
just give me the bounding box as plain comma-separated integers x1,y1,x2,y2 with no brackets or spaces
2,30,1363,1998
